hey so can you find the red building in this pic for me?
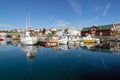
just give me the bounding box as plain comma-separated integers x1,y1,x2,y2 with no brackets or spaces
81,24,116,37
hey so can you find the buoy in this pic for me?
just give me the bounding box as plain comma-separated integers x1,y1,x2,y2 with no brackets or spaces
39,41,49,47
80,42,84,46
45,42,49,47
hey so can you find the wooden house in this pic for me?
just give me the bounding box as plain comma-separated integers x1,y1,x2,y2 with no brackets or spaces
81,25,100,37
81,24,116,37
98,24,115,36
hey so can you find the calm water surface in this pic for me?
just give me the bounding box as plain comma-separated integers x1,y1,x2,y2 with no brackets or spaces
0,41,120,80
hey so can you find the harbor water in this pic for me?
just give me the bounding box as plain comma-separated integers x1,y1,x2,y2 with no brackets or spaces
0,41,120,80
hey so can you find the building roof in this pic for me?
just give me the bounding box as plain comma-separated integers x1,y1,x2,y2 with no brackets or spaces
81,24,113,32
81,27,91,32
97,24,113,30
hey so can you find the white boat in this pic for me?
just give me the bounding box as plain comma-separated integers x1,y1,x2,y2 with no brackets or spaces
20,31,38,45
57,36,68,45
20,16,38,45
56,28,82,45
57,35,81,45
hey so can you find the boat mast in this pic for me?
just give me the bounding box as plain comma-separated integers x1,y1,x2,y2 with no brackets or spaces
26,17,28,31
26,14,30,31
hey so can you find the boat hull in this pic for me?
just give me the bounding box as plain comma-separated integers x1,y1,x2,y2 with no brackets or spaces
0,38,4,41
20,37,38,45
83,40,94,43
57,39,68,45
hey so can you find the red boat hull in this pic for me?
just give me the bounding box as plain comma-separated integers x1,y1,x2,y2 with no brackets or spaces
0,38,4,41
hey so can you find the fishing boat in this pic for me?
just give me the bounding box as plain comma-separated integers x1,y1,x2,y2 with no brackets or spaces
57,36,68,45
57,36,81,45
20,17,38,45
56,28,82,45
20,30,38,45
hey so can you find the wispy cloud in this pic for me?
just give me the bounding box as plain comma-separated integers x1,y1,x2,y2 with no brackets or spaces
67,0,82,16
55,19,70,27
95,6,102,11
95,6,99,11
47,17,70,28
83,16,99,27
95,16,99,20
102,4,111,16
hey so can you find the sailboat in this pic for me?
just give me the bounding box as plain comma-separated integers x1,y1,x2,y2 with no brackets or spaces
20,16,38,45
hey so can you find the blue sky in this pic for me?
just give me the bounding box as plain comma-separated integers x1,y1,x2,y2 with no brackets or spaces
0,0,120,30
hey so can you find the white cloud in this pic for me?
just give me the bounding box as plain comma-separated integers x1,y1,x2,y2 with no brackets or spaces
55,19,70,27
67,0,82,16
102,4,111,16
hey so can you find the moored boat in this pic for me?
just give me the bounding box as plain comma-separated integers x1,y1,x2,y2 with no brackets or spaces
57,36,68,45
20,30,38,45
20,16,38,45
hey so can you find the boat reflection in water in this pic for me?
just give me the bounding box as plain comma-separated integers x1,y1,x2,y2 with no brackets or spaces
0,40,11,45
80,42,96,50
0,40,21,47
57,45,69,50
52,44,81,51
80,42,120,53
20,44,38,60
11,40,20,46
